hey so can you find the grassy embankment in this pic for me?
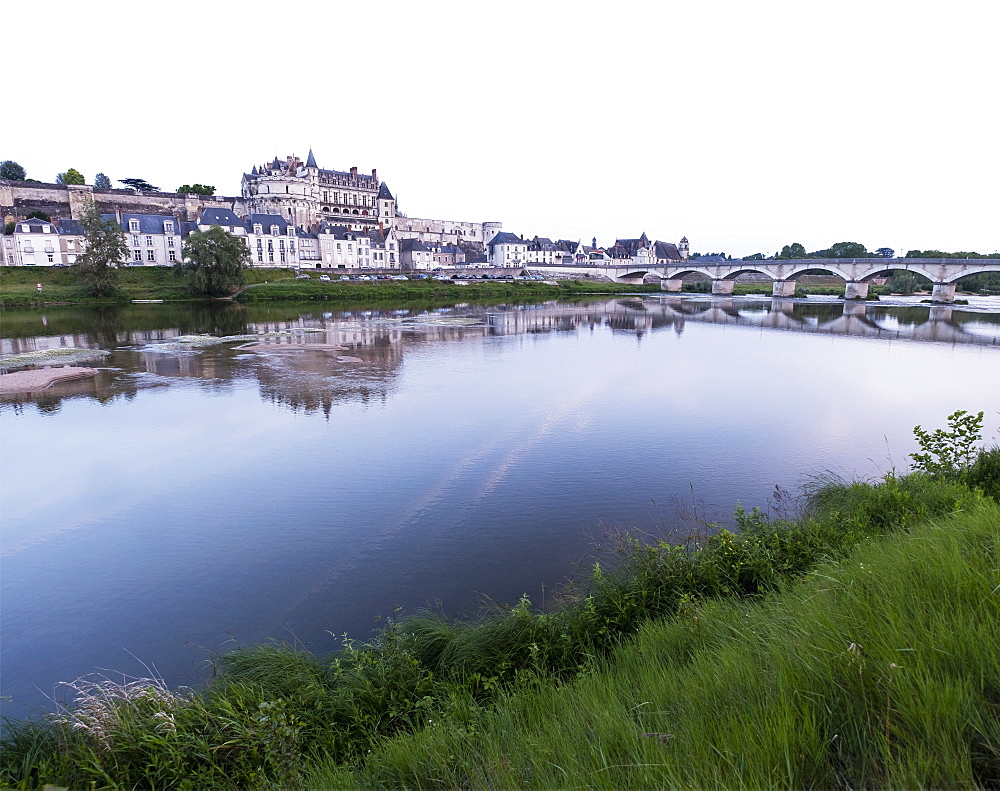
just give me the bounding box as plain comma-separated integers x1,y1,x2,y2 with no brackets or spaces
2,413,997,789
0,266,294,308
0,267,665,309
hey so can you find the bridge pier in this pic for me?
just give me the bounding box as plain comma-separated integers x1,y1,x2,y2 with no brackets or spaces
771,280,796,297
845,281,870,300
711,279,735,296
661,278,684,292
931,282,957,303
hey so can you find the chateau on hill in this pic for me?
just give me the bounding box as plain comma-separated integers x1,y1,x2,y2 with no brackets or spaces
2,149,687,271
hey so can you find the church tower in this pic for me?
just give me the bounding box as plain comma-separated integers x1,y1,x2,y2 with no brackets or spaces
679,236,690,260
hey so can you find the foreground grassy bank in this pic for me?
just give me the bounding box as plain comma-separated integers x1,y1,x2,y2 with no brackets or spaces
2,443,997,788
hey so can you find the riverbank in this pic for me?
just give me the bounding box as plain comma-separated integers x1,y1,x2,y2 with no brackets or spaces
0,266,294,308
2,432,997,789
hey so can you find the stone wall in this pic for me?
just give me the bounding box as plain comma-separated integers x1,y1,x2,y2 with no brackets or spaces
1,181,244,224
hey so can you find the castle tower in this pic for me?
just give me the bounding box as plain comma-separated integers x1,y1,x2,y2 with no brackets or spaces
679,236,689,260
377,181,396,231
242,155,315,229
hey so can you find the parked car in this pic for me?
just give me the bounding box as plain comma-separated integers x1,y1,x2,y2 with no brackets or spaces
393,275,408,280
295,274,311,279
339,275,350,281
319,275,331,281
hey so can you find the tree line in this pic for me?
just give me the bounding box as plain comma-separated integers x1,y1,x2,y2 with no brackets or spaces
1,159,212,194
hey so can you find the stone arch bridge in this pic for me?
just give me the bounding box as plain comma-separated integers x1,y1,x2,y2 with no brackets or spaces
530,258,1000,302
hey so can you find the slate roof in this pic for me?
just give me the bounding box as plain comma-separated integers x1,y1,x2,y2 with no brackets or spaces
487,231,525,246
199,208,243,226
57,219,84,235
180,221,200,238
306,148,318,168
121,213,180,234
245,213,290,231
400,238,429,253
16,218,54,230
377,182,394,200
654,240,682,261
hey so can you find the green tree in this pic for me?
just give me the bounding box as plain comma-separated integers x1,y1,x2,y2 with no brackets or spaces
828,241,868,258
3,221,14,235
177,226,251,296
777,242,807,259
94,173,112,189
56,168,86,185
119,177,158,191
176,183,216,196
25,210,51,222
1,160,27,180
74,202,128,297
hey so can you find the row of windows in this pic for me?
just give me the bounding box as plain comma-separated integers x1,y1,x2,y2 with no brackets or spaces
132,249,177,262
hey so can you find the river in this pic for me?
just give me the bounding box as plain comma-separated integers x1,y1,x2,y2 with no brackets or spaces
2,294,999,716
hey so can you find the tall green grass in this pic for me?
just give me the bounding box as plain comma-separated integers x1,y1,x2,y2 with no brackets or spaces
316,501,1000,789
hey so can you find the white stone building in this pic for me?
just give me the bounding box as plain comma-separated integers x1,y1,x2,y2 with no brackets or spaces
118,213,183,265
486,232,529,267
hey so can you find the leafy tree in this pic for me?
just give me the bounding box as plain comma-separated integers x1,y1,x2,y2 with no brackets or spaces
94,173,112,189
777,242,807,259
828,241,868,258
0,160,27,180
742,252,765,260
56,168,86,185
875,247,895,258
3,221,15,235
119,177,159,191
177,226,251,296
176,183,216,196
25,210,51,222
74,202,128,297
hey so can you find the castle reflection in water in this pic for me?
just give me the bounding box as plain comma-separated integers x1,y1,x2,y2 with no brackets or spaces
2,295,998,416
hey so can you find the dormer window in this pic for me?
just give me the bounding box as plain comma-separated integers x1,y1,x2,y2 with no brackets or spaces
43,225,51,233
254,224,263,235
270,225,279,236
20,223,29,232
128,220,139,232
287,227,295,236
164,221,174,233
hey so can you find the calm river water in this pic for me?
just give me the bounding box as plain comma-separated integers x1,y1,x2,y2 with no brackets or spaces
2,294,999,715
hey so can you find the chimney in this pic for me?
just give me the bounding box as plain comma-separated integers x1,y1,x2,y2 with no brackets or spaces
372,169,377,179
350,166,358,176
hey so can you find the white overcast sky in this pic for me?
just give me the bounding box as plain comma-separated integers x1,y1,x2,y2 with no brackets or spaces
4,0,997,256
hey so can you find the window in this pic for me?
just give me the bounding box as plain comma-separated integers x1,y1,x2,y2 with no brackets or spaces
67,240,75,249
129,220,139,232
257,250,263,262
269,252,274,262
257,239,263,249
280,252,285,263
133,249,142,261
132,235,140,246
164,221,173,233
47,254,54,263
167,237,174,247
168,250,176,262
279,240,285,251
147,249,155,262
146,236,153,246
271,226,279,236
43,225,51,233
254,224,262,234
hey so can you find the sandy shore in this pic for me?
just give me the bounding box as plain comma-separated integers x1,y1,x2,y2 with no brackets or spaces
0,367,99,395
